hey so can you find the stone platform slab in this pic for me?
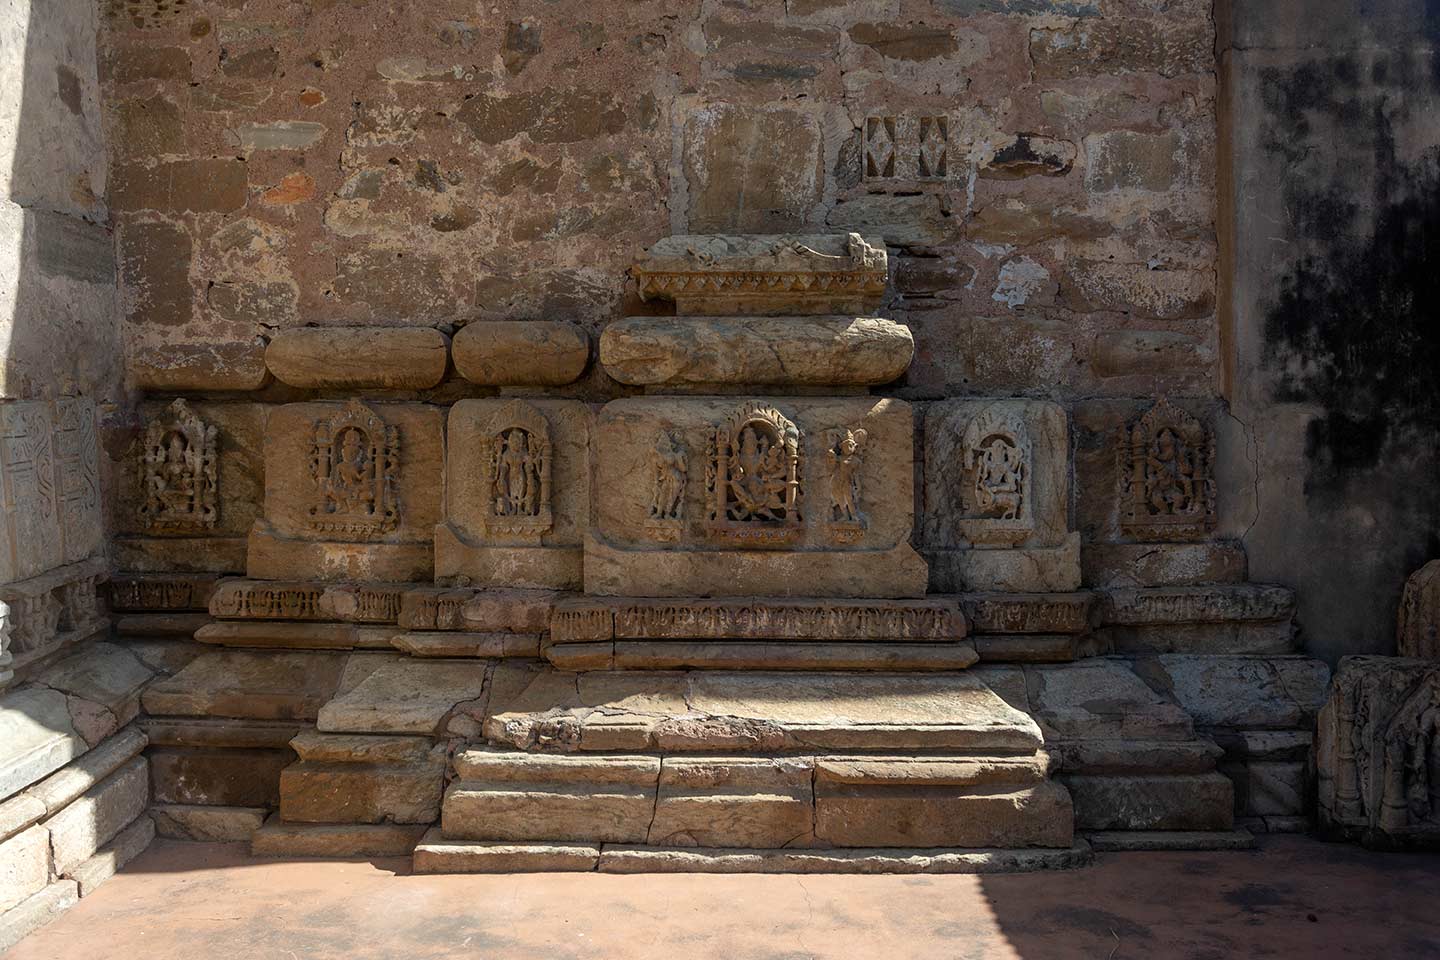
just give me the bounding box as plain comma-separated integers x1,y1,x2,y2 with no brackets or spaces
483,667,1042,754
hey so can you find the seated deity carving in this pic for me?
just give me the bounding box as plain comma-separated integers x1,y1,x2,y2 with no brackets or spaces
308,400,400,539
957,406,1033,547
140,398,218,532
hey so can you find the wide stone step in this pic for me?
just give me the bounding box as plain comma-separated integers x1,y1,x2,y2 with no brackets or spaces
414,831,1094,875
544,640,979,672
441,749,1071,850
483,668,1042,754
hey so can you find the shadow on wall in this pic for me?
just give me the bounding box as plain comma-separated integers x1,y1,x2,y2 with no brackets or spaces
1228,0,1440,661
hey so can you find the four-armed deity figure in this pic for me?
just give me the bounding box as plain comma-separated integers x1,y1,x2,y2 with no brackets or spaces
974,436,1024,521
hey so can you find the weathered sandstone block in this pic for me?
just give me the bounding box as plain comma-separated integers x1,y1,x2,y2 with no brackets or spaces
46,757,148,876
127,342,268,393
957,593,1097,635
600,316,913,387
1398,560,1440,658
632,233,886,316
587,396,925,599
451,321,588,386
264,328,449,389
1064,773,1233,832
281,759,445,825
552,597,966,643
436,399,591,590
0,826,50,914
0,688,86,799
250,816,426,858
1082,541,1247,588
315,658,489,736
0,881,77,953
148,748,289,807
650,758,813,848
815,780,1074,848
142,650,351,722
68,814,154,896
1318,657,1440,848
150,804,267,841
249,401,442,582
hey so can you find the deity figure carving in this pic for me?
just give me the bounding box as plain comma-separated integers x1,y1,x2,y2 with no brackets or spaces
707,402,802,546
1119,398,1216,541
479,400,553,543
139,399,218,532
826,427,868,543
957,407,1033,546
645,432,687,542
309,400,400,539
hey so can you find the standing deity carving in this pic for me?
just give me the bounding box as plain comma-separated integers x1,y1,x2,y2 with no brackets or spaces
706,402,802,546
139,399,218,532
309,400,400,539
479,400,553,543
826,427,868,544
646,431,687,542
957,407,1033,546
1119,398,1216,541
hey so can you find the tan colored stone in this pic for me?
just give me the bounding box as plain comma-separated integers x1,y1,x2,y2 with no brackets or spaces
603,641,979,672
0,795,45,845
596,845,1090,875
972,635,1076,663
437,399,590,590
1398,560,1440,659
1102,585,1295,625
316,658,490,735
25,727,147,816
46,757,148,876
108,573,222,612
1128,655,1329,730
451,321,588,386
209,580,407,624
290,731,435,764
552,597,966,643
194,621,375,650
485,669,1041,754
1031,20,1211,79
140,717,306,750
264,328,450,389
600,316,913,387
816,780,1074,848
650,757,813,848
0,825,50,913
0,881,77,953
1087,830,1255,852
280,758,445,824
393,632,540,658
460,589,558,633
250,402,443,582
1064,773,1233,831
396,587,477,630
443,777,657,844
250,816,426,858
113,612,212,637
958,593,1097,635
680,111,826,239
150,804,267,841
68,814,154,896
142,650,350,721
412,832,601,873
1083,542,1248,588
927,535,1083,594
148,748,289,807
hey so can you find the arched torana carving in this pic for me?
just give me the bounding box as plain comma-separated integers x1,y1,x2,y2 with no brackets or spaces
479,399,553,544
1120,398,1216,541
957,405,1032,546
308,400,399,539
706,401,802,546
140,398,218,532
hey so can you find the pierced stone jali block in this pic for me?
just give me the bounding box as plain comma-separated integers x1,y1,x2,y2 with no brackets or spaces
587,397,926,599
436,399,591,591
248,401,442,582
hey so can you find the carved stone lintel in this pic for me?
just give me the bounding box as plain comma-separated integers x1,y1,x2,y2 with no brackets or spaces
140,398,219,533
308,400,400,540
1119,398,1216,542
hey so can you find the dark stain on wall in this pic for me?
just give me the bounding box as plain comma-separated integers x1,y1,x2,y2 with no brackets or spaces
1258,43,1440,585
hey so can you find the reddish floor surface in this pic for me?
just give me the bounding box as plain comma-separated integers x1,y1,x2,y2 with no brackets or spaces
5,836,1438,959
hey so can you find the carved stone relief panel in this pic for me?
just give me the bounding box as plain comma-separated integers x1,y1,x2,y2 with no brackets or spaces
1119,398,1216,542
478,401,553,545
139,399,218,533
0,556,108,675
588,397,926,597
863,115,950,182
645,431,687,543
437,398,590,590
55,399,102,565
250,402,442,582
1319,657,1440,848
308,400,400,540
706,401,803,547
958,406,1032,546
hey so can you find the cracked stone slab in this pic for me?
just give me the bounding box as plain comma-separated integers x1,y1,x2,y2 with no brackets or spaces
1022,660,1196,742
142,650,351,722
1127,655,1331,730
0,688,86,800
483,668,1041,754
317,658,491,735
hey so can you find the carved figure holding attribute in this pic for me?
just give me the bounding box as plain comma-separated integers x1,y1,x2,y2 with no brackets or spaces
308,400,399,539
974,435,1024,521
1120,398,1215,541
828,428,867,524
478,400,554,543
140,398,218,532
649,432,687,522
706,402,802,546
495,428,541,518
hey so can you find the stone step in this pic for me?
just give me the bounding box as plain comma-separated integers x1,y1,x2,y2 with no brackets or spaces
544,640,979,672
483,667,1043,754
413,830,1093,875
250,815,427,858
1086,829,1256,852
441,750,1070,850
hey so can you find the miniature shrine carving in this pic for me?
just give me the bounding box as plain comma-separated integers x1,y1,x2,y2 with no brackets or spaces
706,401,802,546
480,400,553,543
645,431,687,542
826,426,868,544
308,400,400,539
958,407,1033,546
139,399,218,532
1119,398,1216,541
